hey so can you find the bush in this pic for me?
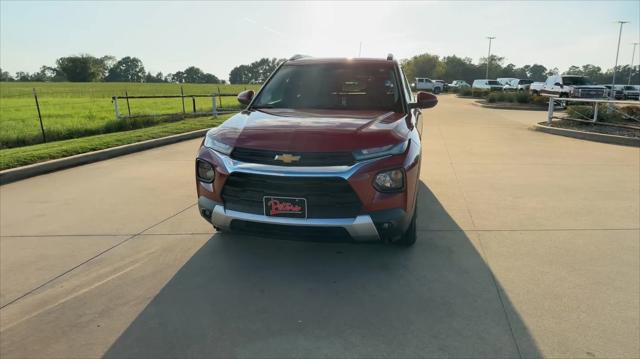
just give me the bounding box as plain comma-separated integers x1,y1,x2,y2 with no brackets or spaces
459,87,473,96
487,93,499,103
516,91,530,104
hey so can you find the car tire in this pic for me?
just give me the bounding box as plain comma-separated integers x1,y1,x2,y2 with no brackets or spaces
433,87,441,95
396,207,417,247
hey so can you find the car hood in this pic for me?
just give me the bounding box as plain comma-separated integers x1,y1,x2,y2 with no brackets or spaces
208,109,410,152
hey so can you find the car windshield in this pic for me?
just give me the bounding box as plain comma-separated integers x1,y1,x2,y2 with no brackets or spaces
519,80,533,85
562,76,593,86
252,63,402,111
487,80,501,85
624,86,635,90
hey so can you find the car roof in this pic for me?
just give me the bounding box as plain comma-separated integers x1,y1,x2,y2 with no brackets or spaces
286,57,395,66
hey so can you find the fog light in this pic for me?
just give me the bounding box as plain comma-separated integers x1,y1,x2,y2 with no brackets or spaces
373,169,404,192
196,159,215,183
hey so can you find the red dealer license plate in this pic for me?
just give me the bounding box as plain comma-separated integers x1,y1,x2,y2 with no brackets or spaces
263,196,307,219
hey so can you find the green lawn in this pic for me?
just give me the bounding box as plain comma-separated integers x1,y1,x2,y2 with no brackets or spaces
0,82,260,148
0,114,231,170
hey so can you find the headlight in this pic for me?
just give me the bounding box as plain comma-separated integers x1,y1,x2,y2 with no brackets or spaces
353,141,408,161
204,136,233,155
373,169,405,192
196,159,215,183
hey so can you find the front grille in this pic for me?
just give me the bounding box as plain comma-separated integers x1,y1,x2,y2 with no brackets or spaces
231,147,355,167
230,220,352,241
577,89,605,98
221,172,362,218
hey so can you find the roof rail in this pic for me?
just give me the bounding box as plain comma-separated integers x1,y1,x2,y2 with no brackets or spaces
289,54,310,61
387,53,394,61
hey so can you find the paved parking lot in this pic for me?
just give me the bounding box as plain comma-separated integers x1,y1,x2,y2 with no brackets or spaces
1,95,638,358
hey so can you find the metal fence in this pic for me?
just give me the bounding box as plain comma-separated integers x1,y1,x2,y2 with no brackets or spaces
546,97,640,125
111,92,239,120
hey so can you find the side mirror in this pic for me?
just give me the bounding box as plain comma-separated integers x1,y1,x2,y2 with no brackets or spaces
410,91,438,109
555,83,563,88
237,90,254,105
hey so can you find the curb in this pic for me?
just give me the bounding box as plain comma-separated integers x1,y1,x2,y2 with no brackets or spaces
473,100,546,111
532,123,640,147
0,128,210,185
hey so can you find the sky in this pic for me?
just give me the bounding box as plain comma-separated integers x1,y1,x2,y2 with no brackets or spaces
1,0,639,81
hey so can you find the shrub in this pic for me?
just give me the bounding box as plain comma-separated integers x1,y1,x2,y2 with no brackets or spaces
487,93,498,103
516,92,530,104
531,94,549,106
459,87,473,96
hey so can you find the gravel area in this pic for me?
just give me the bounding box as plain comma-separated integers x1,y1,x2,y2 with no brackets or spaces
547,119,640,138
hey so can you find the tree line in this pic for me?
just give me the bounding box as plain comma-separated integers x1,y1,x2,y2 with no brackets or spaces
1,53,638,85
400,53,639,85
0,54,225,84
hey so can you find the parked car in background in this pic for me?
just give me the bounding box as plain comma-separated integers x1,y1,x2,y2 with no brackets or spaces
449,80,470,89
414,77,443,94
541,75,606,98
497,77,518,86
604,85,624,100
471,79,504,93
529,82,545,95
433,80,448,91
504,79,534,92
622,85,640,100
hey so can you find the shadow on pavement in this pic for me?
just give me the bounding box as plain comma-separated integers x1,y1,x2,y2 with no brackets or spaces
104,182,541,358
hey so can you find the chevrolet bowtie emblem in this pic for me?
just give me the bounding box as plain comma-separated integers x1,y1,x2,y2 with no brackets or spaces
274,153,301,163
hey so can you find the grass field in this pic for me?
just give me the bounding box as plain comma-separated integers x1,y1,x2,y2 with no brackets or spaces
0,82,261,148
0,114,231,170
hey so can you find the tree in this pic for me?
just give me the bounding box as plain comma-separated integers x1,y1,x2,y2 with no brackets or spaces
228,58,285,84
478,54,505,79
526,64,548,81
184,66,205,83
15,71,31,81
1,68,14,81
144,72,165,83
55,54,110,82
401,53,445,82
106,56,146,82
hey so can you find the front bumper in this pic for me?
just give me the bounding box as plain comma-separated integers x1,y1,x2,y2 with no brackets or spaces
198,196,410,241
203,200,378,241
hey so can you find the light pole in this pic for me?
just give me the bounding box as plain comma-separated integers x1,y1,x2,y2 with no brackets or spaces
629,42,639,85
486,36,495,79
610,21,628,99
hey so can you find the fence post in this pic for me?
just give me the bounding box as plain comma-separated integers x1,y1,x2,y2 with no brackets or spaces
125,91,131,117
113,96,121,120
593,102,599,123
212,95,218,118
192,96,196,113
217,86,222,109
547,97,554,125
180,86,186,116
33,88,46,143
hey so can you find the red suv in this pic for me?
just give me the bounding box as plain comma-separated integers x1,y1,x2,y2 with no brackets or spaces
195,55,437,245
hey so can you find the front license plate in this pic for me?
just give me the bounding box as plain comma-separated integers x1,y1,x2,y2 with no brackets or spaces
263,196,307,218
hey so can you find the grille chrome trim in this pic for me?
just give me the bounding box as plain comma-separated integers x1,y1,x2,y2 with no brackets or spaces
231,147,356,167
215,150,386,179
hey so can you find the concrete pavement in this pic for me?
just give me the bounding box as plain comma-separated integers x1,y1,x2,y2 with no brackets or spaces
1,95,638,358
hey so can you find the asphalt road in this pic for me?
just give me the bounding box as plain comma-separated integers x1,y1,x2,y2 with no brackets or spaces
1,95,638,358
